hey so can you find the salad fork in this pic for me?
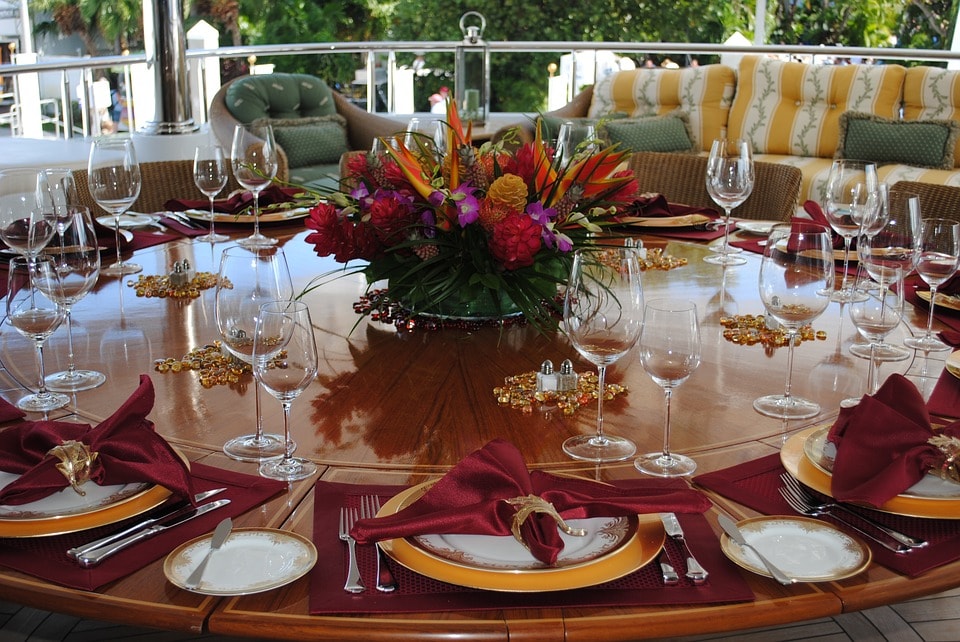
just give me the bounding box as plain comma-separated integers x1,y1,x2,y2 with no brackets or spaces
338,505,365,593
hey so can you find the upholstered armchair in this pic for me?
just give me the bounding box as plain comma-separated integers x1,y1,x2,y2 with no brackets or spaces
209,73,403,190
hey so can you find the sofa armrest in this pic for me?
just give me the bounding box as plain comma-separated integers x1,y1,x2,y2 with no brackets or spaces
333,92,405,151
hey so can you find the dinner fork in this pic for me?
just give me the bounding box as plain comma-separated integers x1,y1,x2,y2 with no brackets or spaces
338,505,365,593
778,474,922,553
361,495,397,592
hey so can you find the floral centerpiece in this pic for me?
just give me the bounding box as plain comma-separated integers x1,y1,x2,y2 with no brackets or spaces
303,101,638,329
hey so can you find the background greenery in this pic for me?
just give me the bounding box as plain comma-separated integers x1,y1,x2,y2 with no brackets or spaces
30,0,960,113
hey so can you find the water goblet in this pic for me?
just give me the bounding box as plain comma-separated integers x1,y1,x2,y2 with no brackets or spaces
255,300,319,481
215,245,293,461
635,299,701,477
6,256,69,412
0,168,57,265
753,222,835,419
845,266,904,404
823,159,880,302
557,121,598,166
704,138,754,266
193,143,229,244
231,123,279,249
87,137,142,276
40,207,106,392
562,246,644,462
904,217,960,353
40,168,80,258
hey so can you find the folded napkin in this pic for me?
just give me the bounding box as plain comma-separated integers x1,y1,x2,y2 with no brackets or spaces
350,439,712,565
940,330,960,347
928,365,960,420
618,193,718,221
157,215,208,237
0,375,195,506
164,185,302,215
826,374,960,506
799,200,845,249
0,397,24,423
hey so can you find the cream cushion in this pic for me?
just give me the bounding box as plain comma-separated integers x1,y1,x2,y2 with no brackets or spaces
587,64,736,151
727,55,906,159
903,66,960,167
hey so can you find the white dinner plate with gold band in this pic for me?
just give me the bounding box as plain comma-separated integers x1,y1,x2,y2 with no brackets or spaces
915,290,960,313
377,481,665,592
781,425,960,519
619,214,712,229
735,220,780,236
946,350,960,380
183,207,310,225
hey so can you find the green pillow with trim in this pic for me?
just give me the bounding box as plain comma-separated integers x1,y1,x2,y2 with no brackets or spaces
254,115,348,168
603,110,695,153
836,111,959,170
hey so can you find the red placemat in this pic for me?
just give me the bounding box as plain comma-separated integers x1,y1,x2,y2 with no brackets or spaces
693,454,960,577
309,480,754,615
0,462,285,590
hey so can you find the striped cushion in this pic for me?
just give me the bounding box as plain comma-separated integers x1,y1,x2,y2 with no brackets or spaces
727,56,905,158
587,64,736,151
903,67,960,168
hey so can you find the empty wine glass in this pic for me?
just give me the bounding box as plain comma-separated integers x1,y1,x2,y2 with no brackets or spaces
853,187,919,362
6,256,69,412
823,159,880,302
557,121,598,166
635,299,701,477
231,123,279,249
255,300,319,481
40,207,105,392
704,138,754,266
904,217,960,353
562,246,644,462
193,143,229,244
87,137,142,276
753,222,835,419
215,246,293,461
40,168,80,258
845,266,904,404
0,168,57,265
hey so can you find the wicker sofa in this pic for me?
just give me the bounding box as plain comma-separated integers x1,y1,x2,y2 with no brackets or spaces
538,54,960,209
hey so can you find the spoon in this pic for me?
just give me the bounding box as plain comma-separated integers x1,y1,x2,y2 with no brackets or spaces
184,517,232,590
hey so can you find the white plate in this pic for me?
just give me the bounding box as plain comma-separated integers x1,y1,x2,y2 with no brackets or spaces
183,207,310,224
0,472,151,520
947,350,960,380
736,220,781,235
412,516,635,571
95,213,160,229
164,528,317,595
720,516,871,582
803,426,960,499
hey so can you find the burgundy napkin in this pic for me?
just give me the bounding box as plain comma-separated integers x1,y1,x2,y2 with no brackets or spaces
157,216,208,237
351,439,712,565
619,193,719,221
826,374,960,507
164,185,301,215
928,366,960,420
800,200,844,249
0,397,24,423
0,375,195,506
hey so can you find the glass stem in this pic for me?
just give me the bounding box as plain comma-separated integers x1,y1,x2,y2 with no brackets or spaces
661,387,674,459
868,343,879,394
720,207,733,253
281,400,295,460
63,307,77,376
839,237,853,291
254,380,264,441
252,192,262,239
594,365,607,443
208,195,218,239
925,285,938,339
113,218,123,268
782,330,797,403
34,341,50,396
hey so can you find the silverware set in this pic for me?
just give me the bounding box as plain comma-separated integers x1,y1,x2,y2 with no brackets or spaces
339,495,397,593
659,513,708,584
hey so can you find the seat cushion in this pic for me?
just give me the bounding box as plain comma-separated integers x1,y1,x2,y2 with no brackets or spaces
225,73,337,123
587,64,736,151
728,55,906,159
903,66,960,168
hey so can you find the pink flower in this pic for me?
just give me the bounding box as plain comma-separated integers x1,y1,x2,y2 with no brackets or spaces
489,211,542,270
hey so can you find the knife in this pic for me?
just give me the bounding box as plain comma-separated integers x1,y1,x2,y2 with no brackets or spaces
67,487,228,560
718,514,795,586
659,513,708,584
74,499,231,567
657,551,679,585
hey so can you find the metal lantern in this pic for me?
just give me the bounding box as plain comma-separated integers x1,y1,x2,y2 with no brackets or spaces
455,11,490,127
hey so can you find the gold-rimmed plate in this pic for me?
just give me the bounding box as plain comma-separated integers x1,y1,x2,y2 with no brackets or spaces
781,425,960,519
915,290,960,313
619,214,713,229
946,350,960,380
736,220,780,236
377,482,665,592
183,207,310,225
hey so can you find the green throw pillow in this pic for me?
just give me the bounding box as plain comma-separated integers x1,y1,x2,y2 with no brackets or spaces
603,111,695,153
255,115,349,168
837,111,959,170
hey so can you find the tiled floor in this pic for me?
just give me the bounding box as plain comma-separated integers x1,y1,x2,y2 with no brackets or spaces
1,587,958,641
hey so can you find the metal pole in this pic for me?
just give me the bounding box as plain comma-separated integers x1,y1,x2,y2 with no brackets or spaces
141,0,198,134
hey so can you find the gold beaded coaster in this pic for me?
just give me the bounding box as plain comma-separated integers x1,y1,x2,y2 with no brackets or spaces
154,341,288,388
127,271,222,299
720,314,826,350
494,370,627,416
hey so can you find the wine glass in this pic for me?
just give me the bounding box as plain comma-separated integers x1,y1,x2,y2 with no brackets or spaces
87,137,142,276
0,168,57,265
40,168,80,258
635,299,701,477
822,159,880,302
39,207,105,392
753,222,835,419
557,121,598,166
231,123,279,249
193,144,229,244
845,266,904,404
215,245,293,461
6,256,69,412
562,246,644,462
904,217,960,353
704,138,754,266
255,300,319,481
853,187,919,362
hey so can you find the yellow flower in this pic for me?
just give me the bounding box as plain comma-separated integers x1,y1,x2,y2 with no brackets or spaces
487,174,528,212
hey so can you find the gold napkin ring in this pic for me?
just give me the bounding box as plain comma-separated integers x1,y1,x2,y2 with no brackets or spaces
504,494,587,549
929,435,960,484
48,440,98,496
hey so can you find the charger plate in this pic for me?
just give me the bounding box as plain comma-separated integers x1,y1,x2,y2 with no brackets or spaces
95,213,160,229
720,515,870,582
781,425,960,519
946,350,960,380
915,290,960,313
736,220,780,236
619,214,712,229
377,481,664,592
183,207,310,224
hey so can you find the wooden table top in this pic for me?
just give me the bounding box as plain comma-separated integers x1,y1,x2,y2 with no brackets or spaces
0,223,956,641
